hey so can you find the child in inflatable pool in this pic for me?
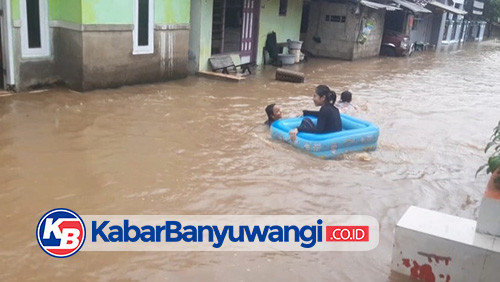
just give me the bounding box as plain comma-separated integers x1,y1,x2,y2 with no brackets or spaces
289,85,342,142
336,91,358,114
264,103,283,126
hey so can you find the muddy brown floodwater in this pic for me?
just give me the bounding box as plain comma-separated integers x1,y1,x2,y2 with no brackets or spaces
1,41,499,281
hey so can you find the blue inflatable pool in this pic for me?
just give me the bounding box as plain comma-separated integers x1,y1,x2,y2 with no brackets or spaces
270,114,379,159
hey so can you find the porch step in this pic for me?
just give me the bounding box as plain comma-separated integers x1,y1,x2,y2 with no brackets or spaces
0,91,12,97
198,71,246,82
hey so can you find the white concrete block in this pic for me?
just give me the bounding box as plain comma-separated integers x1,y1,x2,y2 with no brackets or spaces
396,206,477,244
476,197,500,236
392,206,499,282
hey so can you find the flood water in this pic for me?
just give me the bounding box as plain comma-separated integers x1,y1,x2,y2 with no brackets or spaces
1,41,499,281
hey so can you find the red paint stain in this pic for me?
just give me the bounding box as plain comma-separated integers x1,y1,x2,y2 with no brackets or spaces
402,258,411,268
438,274,451,282
417,252,452,266
410,261,436,282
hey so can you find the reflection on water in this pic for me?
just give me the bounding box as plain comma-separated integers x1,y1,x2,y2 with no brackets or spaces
1,41,499,281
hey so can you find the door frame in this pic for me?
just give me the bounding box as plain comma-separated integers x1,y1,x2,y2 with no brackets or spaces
239,0,260,63
1,0,15,89
250,0,260,63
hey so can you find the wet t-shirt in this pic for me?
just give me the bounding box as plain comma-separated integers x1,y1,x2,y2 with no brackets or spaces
336,102,358,114
299,104,342,133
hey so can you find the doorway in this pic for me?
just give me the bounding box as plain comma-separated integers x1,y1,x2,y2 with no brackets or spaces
211,0,260,63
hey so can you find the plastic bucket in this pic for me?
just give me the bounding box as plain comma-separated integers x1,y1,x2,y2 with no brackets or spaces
278,54,296,65
287,40,303,50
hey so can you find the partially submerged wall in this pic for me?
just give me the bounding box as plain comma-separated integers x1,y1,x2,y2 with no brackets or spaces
303,1,385,60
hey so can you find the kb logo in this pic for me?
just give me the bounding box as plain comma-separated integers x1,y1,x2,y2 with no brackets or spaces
36,208,86,258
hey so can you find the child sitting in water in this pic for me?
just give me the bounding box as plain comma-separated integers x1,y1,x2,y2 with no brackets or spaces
264,103,283,126
336,91,358,114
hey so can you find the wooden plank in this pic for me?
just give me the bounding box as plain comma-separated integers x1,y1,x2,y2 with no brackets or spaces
275,68,305,83
198,71,246,82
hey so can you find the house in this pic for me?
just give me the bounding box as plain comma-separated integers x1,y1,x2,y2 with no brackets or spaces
463,0,486,41
189,0,305,73
425,0,467,47
0,0,191,92
384,0,434,48
382,0,469,50
302,0,399,60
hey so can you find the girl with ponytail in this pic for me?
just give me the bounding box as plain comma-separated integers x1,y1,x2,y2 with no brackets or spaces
289,85,342,142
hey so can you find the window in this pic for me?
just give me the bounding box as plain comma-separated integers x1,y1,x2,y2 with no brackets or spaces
279,0,288,16
325,15,346,23
20,0,50,57
133,0,154,54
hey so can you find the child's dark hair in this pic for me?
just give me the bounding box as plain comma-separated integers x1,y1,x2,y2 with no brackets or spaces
265,103,276,125
316,85,337,105
341,91,352,103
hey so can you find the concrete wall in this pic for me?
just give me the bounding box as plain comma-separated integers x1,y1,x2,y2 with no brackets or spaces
12,0,83,21
80,0,191,89
11,0,190,91
53,27,83,90
81,26,189,91
81,0,133,24
188,0,213,73
352,6,385,60
156,0,190,24
16,0,82,90
15,33,59,90
12,0,65,90
303,2,352,60
50,0,82,23
303,2,384,60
